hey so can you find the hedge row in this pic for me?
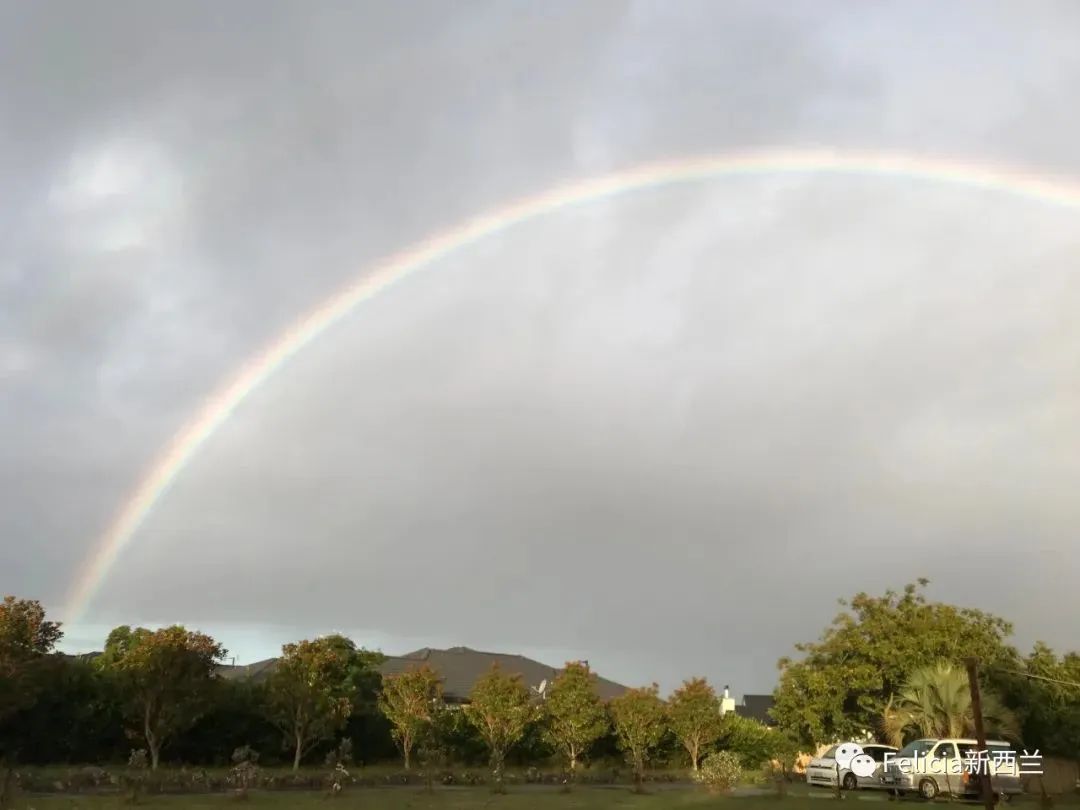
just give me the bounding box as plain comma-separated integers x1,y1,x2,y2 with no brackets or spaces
12,765,688,794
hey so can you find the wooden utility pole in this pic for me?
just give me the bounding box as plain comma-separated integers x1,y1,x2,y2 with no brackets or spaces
965,658,997,810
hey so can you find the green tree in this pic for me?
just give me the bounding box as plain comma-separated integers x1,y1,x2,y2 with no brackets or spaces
609,684,667,791
883,662,1019,746
994,643,1080,757
463,664,535,791
0,596,62,723
265,636,356,771
668,677,721,772
772,580,1017,747
99,625,225,770
543,661,609,774
377,664,443,769
715,712,794,770
0,597,63,807
3,655,126,764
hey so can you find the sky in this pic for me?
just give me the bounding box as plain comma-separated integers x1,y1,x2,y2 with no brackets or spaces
4,0,1080,697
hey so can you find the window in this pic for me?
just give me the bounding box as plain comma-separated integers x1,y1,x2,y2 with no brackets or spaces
933,743,958,759
823,745,839,758
897,740,935,758
866,746,893,762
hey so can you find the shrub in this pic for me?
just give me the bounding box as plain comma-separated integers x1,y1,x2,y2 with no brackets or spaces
695,750,742,793
122,749,149,804
229,746,260,799
326,762,350,797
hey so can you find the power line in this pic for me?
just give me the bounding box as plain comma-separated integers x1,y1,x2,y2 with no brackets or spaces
994,668,1080,689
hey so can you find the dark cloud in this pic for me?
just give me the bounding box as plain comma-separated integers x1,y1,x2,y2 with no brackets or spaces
3,1,1080,693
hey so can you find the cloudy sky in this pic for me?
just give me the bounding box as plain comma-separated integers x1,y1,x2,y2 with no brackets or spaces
4,0,1080,695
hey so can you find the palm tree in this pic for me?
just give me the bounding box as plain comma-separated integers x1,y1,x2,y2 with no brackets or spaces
882,662,1019,746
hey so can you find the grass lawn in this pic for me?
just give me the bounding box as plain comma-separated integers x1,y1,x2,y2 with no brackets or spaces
10,785,1078,810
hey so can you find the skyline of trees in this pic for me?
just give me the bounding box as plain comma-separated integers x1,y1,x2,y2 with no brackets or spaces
4,581,1080,774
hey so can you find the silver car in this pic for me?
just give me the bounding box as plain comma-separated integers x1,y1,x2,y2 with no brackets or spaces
882,738,1023,800
806,742,898,790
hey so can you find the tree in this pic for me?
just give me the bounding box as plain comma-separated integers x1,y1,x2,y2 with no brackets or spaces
463,664,535,790
883,662,1019,746
0,596,62,722
772,580,1017,747
99,625,225,770
609,684,667,791
3,655,126,765
668,677,721,772
994,642,1080,758
715,712,795,770
0,597,63,807
543,661,609,774
377,665,443,769
265,636,356,771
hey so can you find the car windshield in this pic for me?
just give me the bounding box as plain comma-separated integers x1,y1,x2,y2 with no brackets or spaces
823,745,839,758
896,740,935,758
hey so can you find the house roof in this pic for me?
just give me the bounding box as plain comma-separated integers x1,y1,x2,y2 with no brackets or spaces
735,693,777,725
217,645,628,702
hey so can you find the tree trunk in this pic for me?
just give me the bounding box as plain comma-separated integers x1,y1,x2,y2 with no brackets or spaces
293,735,303,772
492,751,506,794
691,741,700,771
144,703,160,771
634,753,645,793
403,734,412,770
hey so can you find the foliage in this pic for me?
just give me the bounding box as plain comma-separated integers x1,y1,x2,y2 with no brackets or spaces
323,738,353,767
772,579,1018,746
229,745,259,799
122,748,149,803
97,625,225,770
713,712,794,770
170,678,278,766
377,665,443,769
325,762,350,797
694,750,742,793
993,642,1080,758
264,636,358,771
609,684,667,790
667,677,721,771
0,596,63,726
543,662,609,774
463,664,535,790
882,661,1019,745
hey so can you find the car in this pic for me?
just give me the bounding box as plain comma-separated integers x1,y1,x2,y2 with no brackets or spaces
806,742,898,790
882,738,1024,800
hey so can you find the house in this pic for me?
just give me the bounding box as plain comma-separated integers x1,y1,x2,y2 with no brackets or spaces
735,693,778,726
217,645,628,702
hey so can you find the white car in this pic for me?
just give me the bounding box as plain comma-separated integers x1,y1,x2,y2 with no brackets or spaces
882,738,1023,800
806,742,898,790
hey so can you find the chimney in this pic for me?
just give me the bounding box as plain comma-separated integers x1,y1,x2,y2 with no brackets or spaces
719,684,735,716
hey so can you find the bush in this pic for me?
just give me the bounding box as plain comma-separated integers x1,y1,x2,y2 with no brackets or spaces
695,751,742,793
229,746,259,799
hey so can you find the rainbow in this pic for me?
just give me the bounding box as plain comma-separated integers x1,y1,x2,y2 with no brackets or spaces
63,147,1080,623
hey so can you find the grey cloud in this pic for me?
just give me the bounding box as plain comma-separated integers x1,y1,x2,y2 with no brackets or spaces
4,1,1080,693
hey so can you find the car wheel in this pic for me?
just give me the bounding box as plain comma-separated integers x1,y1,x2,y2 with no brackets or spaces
919,778,939,800
843,773,859,791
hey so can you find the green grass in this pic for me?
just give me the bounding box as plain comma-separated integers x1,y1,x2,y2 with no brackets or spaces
9,785,1080,810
